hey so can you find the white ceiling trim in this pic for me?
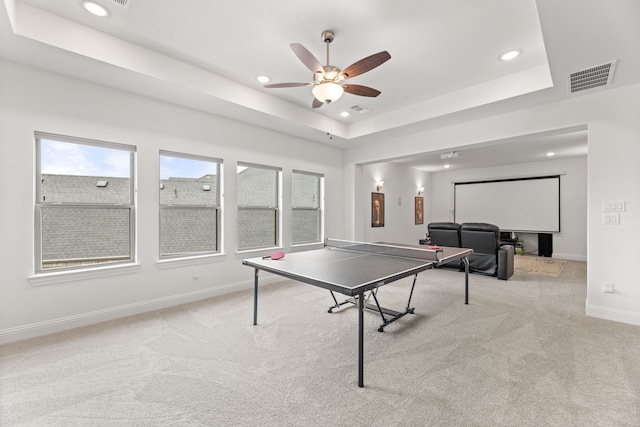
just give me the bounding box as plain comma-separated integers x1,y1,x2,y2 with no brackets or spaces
8,1,347,138
348,64,553,139
4,0,553,143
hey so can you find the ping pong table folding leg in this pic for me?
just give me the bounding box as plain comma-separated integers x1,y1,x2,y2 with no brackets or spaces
253,268,259,325
358,291,364,387
463,256,470,305
328,275,418,333
327,290,352,313
369,274,417,332
328,290,366,387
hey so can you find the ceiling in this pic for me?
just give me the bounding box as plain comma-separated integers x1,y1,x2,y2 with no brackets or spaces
389,127,588,172
1,0,639,171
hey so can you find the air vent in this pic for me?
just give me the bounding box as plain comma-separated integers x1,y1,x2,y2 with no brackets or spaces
110,0,130,9
569,60,617,93
349,104,370,114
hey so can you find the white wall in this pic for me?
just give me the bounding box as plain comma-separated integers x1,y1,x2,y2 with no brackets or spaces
361,162,430,244
2,59,639,343
344,83,640,326
0,60,345,343
429,156,587,261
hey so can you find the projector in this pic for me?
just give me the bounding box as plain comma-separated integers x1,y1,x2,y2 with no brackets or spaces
440,151,461,159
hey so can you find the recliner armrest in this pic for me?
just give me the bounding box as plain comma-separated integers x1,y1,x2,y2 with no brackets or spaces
497,245,514,280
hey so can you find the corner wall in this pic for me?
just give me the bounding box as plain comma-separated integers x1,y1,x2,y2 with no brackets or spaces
0,60,345,343
344,83,640,326
360,162,430,245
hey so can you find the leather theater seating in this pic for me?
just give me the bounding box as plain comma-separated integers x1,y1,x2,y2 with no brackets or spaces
427,222,463,270
426,222,461,247
427,222,514,280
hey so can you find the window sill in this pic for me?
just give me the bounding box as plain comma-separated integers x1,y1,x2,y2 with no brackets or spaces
291,242,324,251
29,263,142,286
236,247,284,259
156,253,226,270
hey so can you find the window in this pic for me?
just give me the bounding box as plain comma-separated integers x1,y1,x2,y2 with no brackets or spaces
292,170,323,245
237,162,281,250
160,151,221,258
35,132,136,272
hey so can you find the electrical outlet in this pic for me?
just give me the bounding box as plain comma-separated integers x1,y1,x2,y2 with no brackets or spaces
192,270,199,280
602,282,614,293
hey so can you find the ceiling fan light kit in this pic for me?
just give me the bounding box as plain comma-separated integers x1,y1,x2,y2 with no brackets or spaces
264,30,391,108
312,82,344,103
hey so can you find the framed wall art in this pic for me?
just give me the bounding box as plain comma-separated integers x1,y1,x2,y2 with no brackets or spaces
371,192,385,227
415,197,424,225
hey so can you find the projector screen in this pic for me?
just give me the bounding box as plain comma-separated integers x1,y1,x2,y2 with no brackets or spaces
454,176,560,232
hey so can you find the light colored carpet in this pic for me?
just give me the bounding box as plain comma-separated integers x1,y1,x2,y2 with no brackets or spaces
2,260,640,426
514,255,567,277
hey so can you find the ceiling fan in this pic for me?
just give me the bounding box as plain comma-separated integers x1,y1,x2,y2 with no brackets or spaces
264,30,391,108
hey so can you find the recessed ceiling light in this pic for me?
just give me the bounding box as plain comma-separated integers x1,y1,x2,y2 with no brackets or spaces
500,49,521,61
546,152,555,157
340,111,350,117
82,1,109,17
256,75,270,83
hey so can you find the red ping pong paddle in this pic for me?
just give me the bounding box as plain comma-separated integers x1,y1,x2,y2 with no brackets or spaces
263,251,285,260
428,245,440,250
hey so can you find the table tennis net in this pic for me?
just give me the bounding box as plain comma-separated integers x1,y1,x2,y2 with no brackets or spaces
325,238,441,262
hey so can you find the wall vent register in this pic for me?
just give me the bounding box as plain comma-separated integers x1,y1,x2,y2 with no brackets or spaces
569,60,617,93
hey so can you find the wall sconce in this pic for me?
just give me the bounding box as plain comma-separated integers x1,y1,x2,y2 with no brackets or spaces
417,187,424,196
376,181,384,191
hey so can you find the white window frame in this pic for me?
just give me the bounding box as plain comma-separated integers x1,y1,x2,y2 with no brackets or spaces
236,162,282,251
292,170,324,246
159,150,222,260
34,132,136,275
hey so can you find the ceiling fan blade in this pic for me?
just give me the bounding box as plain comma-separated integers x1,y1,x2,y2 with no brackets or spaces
342,84,381,97
290,43,324,74
341,51,391,80
263,82,311,88
312,98,323,108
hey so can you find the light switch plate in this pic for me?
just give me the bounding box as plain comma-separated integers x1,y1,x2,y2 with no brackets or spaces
603,201,626,212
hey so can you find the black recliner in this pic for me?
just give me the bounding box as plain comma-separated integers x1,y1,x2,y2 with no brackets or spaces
427,222,462,269
427,222,461,247
460,222,514,280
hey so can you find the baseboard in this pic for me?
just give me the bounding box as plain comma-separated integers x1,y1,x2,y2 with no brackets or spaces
0,275,281,345
552,253,587,262
586,302,640,326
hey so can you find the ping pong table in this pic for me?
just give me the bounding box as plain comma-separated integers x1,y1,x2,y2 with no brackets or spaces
242,238,472,387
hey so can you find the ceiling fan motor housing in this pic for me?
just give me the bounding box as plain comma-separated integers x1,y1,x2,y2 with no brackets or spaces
321,30,335,43
315,65,342,83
